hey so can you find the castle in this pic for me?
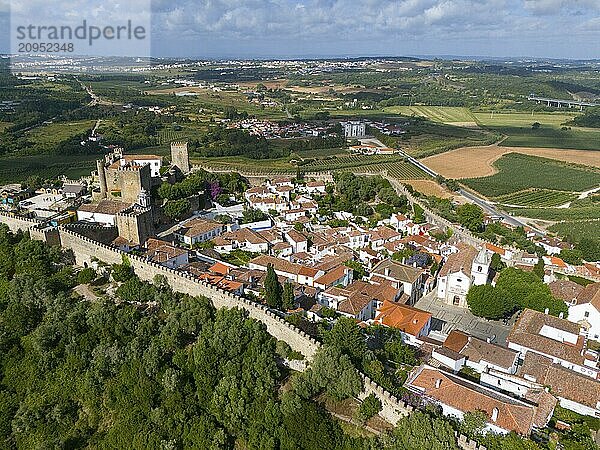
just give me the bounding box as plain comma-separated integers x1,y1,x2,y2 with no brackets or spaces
95,147,159,204
170,141,190,175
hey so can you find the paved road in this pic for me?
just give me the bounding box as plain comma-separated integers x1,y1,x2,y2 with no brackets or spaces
458,188,542,233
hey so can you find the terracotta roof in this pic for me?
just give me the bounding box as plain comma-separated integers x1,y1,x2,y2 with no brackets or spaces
314,265,349,287
250,255,318,279
220,228,269,246
485,243,506,256
520,353,600,410
78,200,130,215
575,283,600,310
438,243,478,278
460,336,518,371
209,262,232,275
548,280,584,302
144,239,187,263
507,309,585,366
375,300,431,337
123,154,161,161
406,366,537,435
371,259,424,284
286,229,307,243
338,293,372,316
443,330,470,353
176,218,223,237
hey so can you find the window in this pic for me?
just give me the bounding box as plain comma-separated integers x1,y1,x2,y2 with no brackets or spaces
477,266,482,272
585,311,589,318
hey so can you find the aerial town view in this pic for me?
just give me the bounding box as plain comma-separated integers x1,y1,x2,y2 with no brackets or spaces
0,1,599,449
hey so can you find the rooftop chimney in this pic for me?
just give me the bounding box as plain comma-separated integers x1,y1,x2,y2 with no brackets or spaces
435,379,442,389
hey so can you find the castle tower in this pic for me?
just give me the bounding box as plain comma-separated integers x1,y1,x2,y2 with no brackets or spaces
171,141,190,175
96,159,107,198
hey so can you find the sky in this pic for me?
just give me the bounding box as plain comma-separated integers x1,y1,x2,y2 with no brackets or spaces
1,0,600,59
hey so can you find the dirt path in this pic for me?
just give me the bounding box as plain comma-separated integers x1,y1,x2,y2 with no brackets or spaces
421,144,600,179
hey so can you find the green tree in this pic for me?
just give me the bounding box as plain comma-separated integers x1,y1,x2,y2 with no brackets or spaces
324,317,367,365
264,264,283,309
76,267,96,284
355,394,382,423
305,346,363,401
282,282,295,311
164,198,191,220
388,411,459,450
490,253,506,272
467,284,514,319
533,258,545,280
461,410,487,437
456,203,484,232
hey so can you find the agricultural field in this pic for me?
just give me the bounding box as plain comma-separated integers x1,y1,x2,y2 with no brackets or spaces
462,153,600,197
293,147,348,159
381,120,499,158
422,144,600,180
548,220,600,243
26,120,96,146
0,154,98,184
473,111,600,150
358,161,431,179
504,206,600,222
493,189,575,207
194,154,431,179
384,106,477,125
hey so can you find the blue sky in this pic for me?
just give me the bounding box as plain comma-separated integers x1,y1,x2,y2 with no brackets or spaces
2,0,600,59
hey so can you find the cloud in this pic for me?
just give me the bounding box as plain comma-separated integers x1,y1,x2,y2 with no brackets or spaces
4,0,600,58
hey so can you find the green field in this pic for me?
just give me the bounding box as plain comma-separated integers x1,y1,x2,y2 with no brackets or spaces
359,162,431,179
463,153,600,197
26,120,96,146
0,154,98,183
473,111,600,150
494,189,575,207
378,120,499,158
293,147,348,158
474,111,578,128
504,206,600,221
384,106,477,123
548,220,600,242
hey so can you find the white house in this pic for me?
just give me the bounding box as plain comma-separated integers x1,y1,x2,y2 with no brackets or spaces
567,283,600,342
122,155,162,177
174,218,225,246
285,229,308,253
77,200,130,226
144,238,189,269
405,365,551,435
507,309,599,379
370,259,425,305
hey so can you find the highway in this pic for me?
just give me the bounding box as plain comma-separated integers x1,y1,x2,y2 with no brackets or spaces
379,138,545,236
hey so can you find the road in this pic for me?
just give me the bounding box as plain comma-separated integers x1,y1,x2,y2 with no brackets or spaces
391,143,545,236
458,188,541,233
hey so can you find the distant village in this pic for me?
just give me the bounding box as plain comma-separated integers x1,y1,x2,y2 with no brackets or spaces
1,139,599,437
